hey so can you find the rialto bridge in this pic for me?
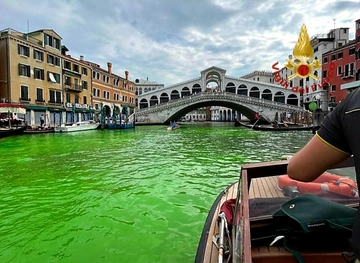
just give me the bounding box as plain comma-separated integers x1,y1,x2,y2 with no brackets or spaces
135,66,305,124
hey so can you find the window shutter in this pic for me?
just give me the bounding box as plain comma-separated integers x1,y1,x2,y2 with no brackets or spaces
18,64,21,75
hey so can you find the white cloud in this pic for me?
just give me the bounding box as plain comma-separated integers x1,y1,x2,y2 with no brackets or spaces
1,0,359,86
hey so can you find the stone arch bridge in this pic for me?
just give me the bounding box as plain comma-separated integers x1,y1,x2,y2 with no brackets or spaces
135,91,305,124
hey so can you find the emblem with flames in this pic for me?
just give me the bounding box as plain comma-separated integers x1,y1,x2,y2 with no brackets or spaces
285,24,321,81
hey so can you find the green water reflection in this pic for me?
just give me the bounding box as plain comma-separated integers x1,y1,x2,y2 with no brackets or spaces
0,123,314,263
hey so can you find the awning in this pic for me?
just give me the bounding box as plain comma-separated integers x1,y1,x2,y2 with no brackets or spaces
48,107,65,112
63,69,81,77
49,72,57,83
75,108,90,113
26,105,48,111
0,103,27,114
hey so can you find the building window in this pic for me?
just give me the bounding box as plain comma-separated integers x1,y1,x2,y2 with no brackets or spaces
49,90,62,103
82,81,87,89
331,85,336,92
64,61,71,70
83,96,87,104
82,67,88,75
33,50,44,61
349,48,355,55
323,57,328,63
330,96,335,102
65,76,71,86
344,64,349,76
18,44,30,57
45,34,61,50
73,64,79,72
36,88,44,102
338,52,343,59
66,93,71,103
48,72,60,83
20,85,29,100
331,54,336,61
75,95,79,104
18,64,30,77
96,89,100,97
47,54,60,66
337,66,342,76
34,68,44,80
323,70,327,78
103,91,106,98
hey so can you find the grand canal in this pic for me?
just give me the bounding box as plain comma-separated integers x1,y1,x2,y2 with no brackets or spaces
0,123,314,263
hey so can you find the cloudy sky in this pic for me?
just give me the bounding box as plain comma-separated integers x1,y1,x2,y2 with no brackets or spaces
1,0,359,86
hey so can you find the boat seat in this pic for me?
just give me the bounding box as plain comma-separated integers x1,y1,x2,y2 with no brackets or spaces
250,217,354,263
251,243,354,263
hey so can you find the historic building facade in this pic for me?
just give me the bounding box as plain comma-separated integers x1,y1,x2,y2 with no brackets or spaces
0,27,136,126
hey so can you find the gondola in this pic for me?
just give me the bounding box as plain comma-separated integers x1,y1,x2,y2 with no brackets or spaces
236,120,318,132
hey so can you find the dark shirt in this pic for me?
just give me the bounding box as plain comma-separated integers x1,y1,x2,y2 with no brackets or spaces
317,88,360,258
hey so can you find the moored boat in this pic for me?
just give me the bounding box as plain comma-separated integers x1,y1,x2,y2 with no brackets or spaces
54,120,100,133
195,158,359,263
0,103,27,138
24,126,55,134
236,120,318,132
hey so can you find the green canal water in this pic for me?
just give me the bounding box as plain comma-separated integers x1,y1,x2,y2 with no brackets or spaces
0,123,314,263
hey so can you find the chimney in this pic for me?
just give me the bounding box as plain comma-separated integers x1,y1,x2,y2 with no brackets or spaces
80,55,84,61
107,62,112,74
125,71,129,81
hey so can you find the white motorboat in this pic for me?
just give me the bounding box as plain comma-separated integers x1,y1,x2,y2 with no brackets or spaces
54,120,100,133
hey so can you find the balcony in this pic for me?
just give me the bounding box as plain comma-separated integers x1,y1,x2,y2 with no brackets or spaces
48,100,62,106
35,99,46,104
19,97,31,103
64,83,83,92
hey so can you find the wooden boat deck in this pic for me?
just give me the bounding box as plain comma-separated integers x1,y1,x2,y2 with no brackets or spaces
249,175,284,199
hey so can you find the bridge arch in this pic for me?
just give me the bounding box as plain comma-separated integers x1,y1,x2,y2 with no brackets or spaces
192,84,201,94
139,98,148,109
181,87,191,98
250,87,260,98
274,91,285,103
225,82,236,93
287,94,299,106
238,84,248,96
160,93,169,104
262,89,272,101
171,90,180,100
150,95,158,106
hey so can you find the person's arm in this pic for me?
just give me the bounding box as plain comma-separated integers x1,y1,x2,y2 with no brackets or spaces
287,135,350,182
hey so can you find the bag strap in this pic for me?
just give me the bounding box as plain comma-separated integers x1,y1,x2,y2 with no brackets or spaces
283,236,305,263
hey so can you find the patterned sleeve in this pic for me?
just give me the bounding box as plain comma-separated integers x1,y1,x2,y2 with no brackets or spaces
316,99,351,155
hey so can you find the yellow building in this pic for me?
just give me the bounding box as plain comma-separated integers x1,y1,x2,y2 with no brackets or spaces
0,28,92,126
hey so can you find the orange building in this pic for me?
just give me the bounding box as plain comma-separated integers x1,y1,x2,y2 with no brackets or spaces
82,59,136,121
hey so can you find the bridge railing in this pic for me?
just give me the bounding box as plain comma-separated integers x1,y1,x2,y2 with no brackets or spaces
135,91,305,116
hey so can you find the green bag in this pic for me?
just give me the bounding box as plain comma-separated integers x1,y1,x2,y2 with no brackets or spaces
272,194,357,263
